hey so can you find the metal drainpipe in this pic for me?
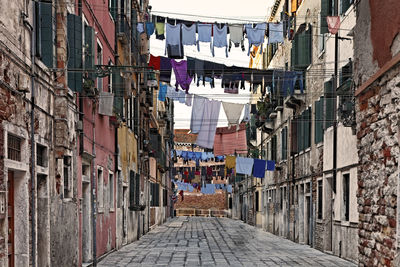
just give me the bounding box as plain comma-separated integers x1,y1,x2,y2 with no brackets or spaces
310,180,313,247
29,1,36,266
91,102,97,266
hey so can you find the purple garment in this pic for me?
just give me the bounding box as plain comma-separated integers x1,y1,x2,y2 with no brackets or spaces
160,57,172,83
171,59,193,93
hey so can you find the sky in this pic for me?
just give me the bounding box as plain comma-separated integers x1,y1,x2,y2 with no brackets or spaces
149,0,274,129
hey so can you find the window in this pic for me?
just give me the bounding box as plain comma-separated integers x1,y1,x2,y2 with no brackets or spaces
109,0,117,21
97,168,104,210
35,1,55,68
343,174,350,221
318,180,323,219
67,13,83,92
63,156,72,198
36,144,47,167
163,189,168,207
320,0,334,34
315,97,324,144
109,172,114,211
291,24,312,69
151,183,160,207
255,191,260,212
7,134,21,161
129,171,140,209
272,135,277,161
97,41,103,91
281,127,287,160
340,0,353,15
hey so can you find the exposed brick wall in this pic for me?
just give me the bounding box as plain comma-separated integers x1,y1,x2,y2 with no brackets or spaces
175,192,227,210
356,64,400,266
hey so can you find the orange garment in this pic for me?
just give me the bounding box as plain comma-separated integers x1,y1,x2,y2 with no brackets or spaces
291,0,297,13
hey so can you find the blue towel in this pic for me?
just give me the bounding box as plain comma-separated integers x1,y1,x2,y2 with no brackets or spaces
176,150,182,157
201,152,208,161
268,22,284,44
253,159,267,178
266,160,276,171
146,22,155,36
158,83,168,101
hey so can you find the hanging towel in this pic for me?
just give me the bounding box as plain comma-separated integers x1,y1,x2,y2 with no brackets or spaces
212,24,228,57
160,56,172,83
158,83,168,101
197,23,212,53
268,22,284,44
146,22,155,37
185,93,193,106
245,23,267,56
235,157,254,175
266,160,276,171
178,90,186,103
170,59,193,93
196,99,221,149
229,24,245,51
190,95,206,134
155,22,165,40
222,102,245,127
137,22,144,33
99,92,114,116
148,54,160,70
243,104,250,122
182,24,197,46
253,159,267,178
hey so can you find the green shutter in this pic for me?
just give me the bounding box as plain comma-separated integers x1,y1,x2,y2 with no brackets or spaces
129,171,135,208
113,69,123,115
341,0,351,15
320,0,329,34
109,0,117,21
305,107,311,148
84,25,95,79
315,98,324,144
67,14,83,92
281,127,287,160
39,2,54,68
324,80,334,129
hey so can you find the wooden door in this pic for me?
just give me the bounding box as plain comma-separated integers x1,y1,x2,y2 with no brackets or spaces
7,171,14,267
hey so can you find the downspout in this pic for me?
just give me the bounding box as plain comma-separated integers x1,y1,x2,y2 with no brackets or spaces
310,180,313,247
332,0,339,253
91,104,97,266
29,2,36,266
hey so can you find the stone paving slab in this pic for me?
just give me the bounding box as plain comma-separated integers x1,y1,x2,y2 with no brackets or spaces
99,217,356,266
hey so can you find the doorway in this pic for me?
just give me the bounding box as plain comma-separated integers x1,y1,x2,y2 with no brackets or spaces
82,181,92,263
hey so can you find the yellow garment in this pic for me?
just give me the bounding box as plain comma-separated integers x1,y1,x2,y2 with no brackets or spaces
225,156,236,169
155,22,165,35
291,0,297,13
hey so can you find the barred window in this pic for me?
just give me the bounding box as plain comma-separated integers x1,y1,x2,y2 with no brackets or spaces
8,134,21,161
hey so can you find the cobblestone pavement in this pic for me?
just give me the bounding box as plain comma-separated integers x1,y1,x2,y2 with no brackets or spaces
99,217,356,266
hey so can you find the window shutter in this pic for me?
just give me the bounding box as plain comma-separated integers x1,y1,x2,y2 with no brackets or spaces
304,25,312,67
341,0,351,15
129,171,135,208
67,14,83,92
39,2,54,68
324,80,334,129
320,0,329,34
291,119,298,154
306,107,312,149
84,25,95,79
297,114,303,151
113,69,123,115
315,98,324,144
109,0,117,21
282,127,287,160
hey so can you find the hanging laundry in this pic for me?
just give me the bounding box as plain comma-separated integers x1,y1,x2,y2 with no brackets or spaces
190,95,206,134
197,23,213,53
165,23,184,58
273,70,286,97
327,16,340,35
155,21,165,40
194,58,205,86
201,152,208,161
222,102,245,127
182,24,197,46
229,24,245,51
166,85,178,100
212,24,228,57
268,22,284,44
227,185,232,193
160,56,172,83
243,104,250,122
148,54,160,70
170,59,193,93
185,93,193,106
158,83,168,101
188,184,194,192
146,22,155,37
206,167,213,176
137,22,144,33
179,190,184,201
186,57,196,78
213,124,248,156
204,60,216,88
236,157,254,175
245,23,267,56
99,92,114,116
266,160,276,171
253,159,267,178
177,90,186,103
225,155,236,169
196,99,221,149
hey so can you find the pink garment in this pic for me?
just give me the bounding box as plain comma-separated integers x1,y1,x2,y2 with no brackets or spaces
213,124,247,156
326,16,340,35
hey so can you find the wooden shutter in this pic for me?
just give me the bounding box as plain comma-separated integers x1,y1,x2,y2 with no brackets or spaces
39,2,54,68
282,127,287,160
129,171,135,208
315,98,324,144
324,80,334,129
113,69,123,115
305,107,311,149
67,14,83,92
320,0,329,34
291,119,298,154
341,0,352,15
135,173,140,206
109,0,117,21
297,113,303,152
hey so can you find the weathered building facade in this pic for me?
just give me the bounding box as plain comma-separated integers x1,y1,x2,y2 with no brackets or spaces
234,0,359,264
354,1,400,266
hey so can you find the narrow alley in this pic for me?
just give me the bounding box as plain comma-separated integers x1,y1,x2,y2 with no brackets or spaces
99,217,355,266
